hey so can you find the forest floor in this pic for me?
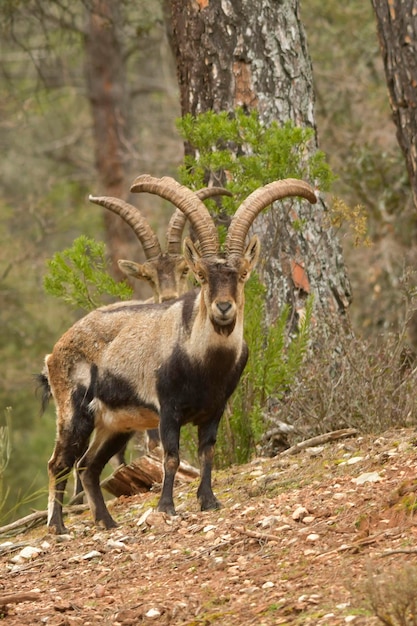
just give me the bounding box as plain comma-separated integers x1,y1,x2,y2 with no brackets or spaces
1,429,417,625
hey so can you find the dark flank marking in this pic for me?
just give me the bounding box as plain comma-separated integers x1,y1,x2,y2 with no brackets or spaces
156,343,248,426
181,290,198,332
95,369,158,414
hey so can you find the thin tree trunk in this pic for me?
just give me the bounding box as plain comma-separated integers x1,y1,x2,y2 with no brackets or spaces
84,0,137,280
165,0,351,327
371,0,417,210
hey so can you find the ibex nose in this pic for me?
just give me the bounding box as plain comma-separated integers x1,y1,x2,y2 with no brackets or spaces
216,301,232,315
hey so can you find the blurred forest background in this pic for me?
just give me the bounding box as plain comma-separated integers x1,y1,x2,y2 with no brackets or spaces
0,1,413,522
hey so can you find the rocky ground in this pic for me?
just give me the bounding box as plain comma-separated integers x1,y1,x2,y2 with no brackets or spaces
1,429,417,625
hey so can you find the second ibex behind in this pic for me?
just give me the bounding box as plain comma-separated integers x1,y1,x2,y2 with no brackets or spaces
42,175,317,534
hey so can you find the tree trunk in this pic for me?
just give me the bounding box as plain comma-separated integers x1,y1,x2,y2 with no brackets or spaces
371,0,417,210
164,0,351,326
84,0,138,282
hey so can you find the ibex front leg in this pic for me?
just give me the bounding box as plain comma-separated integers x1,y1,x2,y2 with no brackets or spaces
197,417,222,511
157,411,180,515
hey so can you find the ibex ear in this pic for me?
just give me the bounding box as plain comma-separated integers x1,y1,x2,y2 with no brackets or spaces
118,259,148,280
183,237,201,271
244,235,261,270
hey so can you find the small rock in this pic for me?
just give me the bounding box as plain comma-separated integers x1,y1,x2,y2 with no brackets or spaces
239,586,259,594
292,506,309,521
306,445,324,457
11,546,42,563
353,471,381,485
306,533,320,542
262,581,274,589
82,550,102,560
203,524,216,532
94,584,106,598
346,456,363,465
145,607,161,619
107,538,128,550
137,507,154,526
258,515,282,528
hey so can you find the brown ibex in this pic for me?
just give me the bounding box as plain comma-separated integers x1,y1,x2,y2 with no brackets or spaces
40,175,317,534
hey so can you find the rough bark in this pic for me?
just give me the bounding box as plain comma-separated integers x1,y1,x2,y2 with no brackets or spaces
84,0,137,281
371,0,417,210
165,0,351,326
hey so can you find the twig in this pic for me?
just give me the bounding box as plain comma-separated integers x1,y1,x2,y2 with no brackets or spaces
280,428,358,457
380,547,417,558
314,530,401,559
234,525,281,543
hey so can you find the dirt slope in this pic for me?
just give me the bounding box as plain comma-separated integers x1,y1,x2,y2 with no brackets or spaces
1,429,417,625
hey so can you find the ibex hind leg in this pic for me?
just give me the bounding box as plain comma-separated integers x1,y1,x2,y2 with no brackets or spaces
48,430,92,534
78,430,133,530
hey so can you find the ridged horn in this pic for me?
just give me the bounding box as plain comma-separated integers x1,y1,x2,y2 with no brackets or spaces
130,175,219,257
88,195,162,261
166,187,232,255
225,179,318,256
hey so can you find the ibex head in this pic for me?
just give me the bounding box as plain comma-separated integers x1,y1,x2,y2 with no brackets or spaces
130,175,317,333
89,187,231,303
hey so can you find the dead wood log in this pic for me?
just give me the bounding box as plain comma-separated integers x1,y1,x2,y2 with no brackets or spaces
104,453,199,497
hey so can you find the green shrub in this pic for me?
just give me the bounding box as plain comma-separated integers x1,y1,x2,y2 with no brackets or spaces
176,108,334,230
44,235,133,311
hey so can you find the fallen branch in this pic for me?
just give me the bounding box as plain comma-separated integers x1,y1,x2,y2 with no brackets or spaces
280,428,358,457
0,592,40,605
234,525,281,543
0,504,89,537
380,547,417,558
314,530,401,560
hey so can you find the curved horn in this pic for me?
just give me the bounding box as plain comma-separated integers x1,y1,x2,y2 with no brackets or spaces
88,195,162,261
130,175,219,257
225,179,318,256
166,187,232,255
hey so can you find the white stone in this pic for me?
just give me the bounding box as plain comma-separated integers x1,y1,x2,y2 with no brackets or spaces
82,550,102,560
353,471,381,485
292,506,308,521
19,546,42,560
